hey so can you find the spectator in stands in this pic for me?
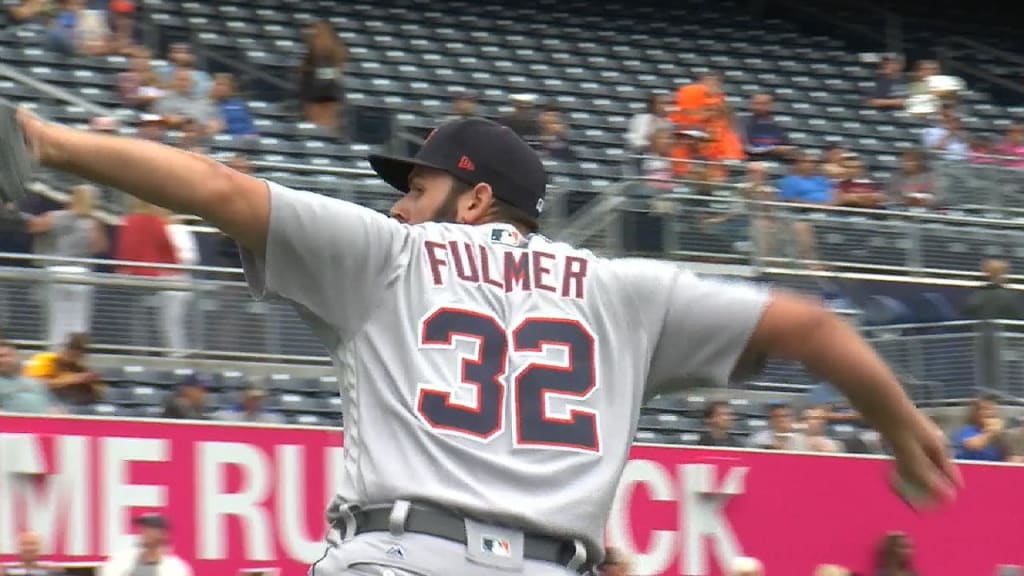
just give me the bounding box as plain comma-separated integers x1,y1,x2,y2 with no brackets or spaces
0,531,63,576
156,42,212,99
922,104,969,161
908,60,941,99
701,102,745,179
162,373,209,420
626,93,672,156
138,113,165,142
744,93,791,158
119,47,163,110
996,124,1024,168
803,405,843,453
969,134,999,165
154,68,218,133
101,514,192,576
698,400,738,447
445,90,479,123
888,149,938,208
215,386,284,424
638,127,677,191
748,402,808,451
536,106,576,162
500,94,541,139
299,19,348,134
24,332,103,407
876,532,918,576
0,340,58,414
820,146,849,181
866,54,908,110
702,162,780,256
963,259,1024,321
597,547,632,576
209,73,256,137
45,0,84,55
74,5,112,56
952,395,1007,461
176,118,209,154
779,153,833,265
27,184,108,347
672,71,724,129
730,556,764,576
108,0,137,55
163,210,197,355
814,565,850,576
834,156,886,209
8,0,55,23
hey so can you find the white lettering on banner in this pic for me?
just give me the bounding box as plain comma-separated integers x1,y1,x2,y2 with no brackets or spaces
681,463,746,576
605,459,748,576
276,445,323,562
606,459,675,575
197,442,273,561
102,438,170,554
0,434,89,557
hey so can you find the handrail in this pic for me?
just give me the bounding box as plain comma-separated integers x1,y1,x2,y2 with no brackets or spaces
0,252,243,275
250,160,375,177
0,62,111,117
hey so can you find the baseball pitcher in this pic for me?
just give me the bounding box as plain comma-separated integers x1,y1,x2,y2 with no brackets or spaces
4,109,959,576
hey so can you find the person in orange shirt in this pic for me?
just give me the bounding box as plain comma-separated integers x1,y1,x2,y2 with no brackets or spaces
701,103,746,181
672,72,725,129
23,332,104,406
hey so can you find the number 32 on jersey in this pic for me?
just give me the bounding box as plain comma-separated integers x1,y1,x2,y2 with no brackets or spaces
415,307,600,453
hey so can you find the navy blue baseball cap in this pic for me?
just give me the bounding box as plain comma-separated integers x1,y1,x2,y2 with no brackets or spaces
368,118,548,218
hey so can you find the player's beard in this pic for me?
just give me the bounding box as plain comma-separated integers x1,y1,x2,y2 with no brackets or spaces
430,187,463,224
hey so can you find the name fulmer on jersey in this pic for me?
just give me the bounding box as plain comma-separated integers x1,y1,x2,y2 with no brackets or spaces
423,240,589,298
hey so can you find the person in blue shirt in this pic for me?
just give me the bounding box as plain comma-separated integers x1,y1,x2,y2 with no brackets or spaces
778,152,834,268
210,73,256,137
952,395,1007,461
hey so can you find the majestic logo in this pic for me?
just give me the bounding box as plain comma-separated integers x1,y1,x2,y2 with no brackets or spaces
458,155,476,171
481,536,511,558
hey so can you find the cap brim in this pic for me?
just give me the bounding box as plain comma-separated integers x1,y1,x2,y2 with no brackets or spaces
368,154,450,195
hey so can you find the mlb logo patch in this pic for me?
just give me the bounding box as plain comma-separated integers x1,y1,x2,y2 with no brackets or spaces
481,536,512,558
490,227,523,248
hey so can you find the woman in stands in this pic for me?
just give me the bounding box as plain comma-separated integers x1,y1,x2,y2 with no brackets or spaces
300,19,348,135
888,149,939,208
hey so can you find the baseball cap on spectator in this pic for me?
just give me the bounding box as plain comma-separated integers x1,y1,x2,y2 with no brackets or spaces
368,117,548,218
133,513,169,530
110,0,135,13
177,373,211,389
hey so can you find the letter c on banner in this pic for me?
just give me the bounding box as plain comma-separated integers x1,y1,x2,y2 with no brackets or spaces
606,459,674,576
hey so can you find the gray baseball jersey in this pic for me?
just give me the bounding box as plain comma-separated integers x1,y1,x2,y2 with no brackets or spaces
240,181,769,554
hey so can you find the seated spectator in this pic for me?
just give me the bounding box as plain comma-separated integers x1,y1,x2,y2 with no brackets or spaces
216,386,284,424
803,406,843,453
747,402,809,451
500,94,540,139
743,93,791,158
700,102,745,180
996,124,1024,168
672,71,724,129
908,60,941,97
876,532,918,576
74,6,112,56
108,0,137,55
820,146,848,181
698,400,738,447
866,54,907,110
23,332,103,407
668,129,710,180
779,152,835,206
154,68,218,133
156,42,212,99
444,90,479,123
922,104,969,161
0,340,58,414
834,157,886,209
702,162,781,256
969,134,999,165
8,0,56,23
2,531,63,576
888,149,939,208
162,373,209,420
952,395,1007,461
597,548,632,576
299,20,347,134
46,0,84,55
626,92,672,155
537,106,576,162
101,514,192,576
118,47,163,110
210,73,255,136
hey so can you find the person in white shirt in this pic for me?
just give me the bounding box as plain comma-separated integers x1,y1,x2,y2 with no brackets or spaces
626,93,672,170
748,402,810,451
922,105,970,161
161,210,197,355
100,515,192,576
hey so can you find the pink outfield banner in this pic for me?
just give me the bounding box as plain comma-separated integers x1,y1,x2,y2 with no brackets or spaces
0,415,1021,576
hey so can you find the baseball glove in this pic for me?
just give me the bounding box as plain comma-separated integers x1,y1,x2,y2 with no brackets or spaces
0,103,35,204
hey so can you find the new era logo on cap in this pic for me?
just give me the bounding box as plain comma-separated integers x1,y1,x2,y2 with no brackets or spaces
458,155,475,171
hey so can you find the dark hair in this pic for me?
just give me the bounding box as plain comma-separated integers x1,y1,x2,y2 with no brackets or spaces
646,92,663,114
966,394,998,427
65,332,90,352
449,179,540,234
703,400,729,420
768,402,790,415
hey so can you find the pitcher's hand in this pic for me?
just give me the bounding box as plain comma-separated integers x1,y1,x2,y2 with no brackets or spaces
887,411,962,510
